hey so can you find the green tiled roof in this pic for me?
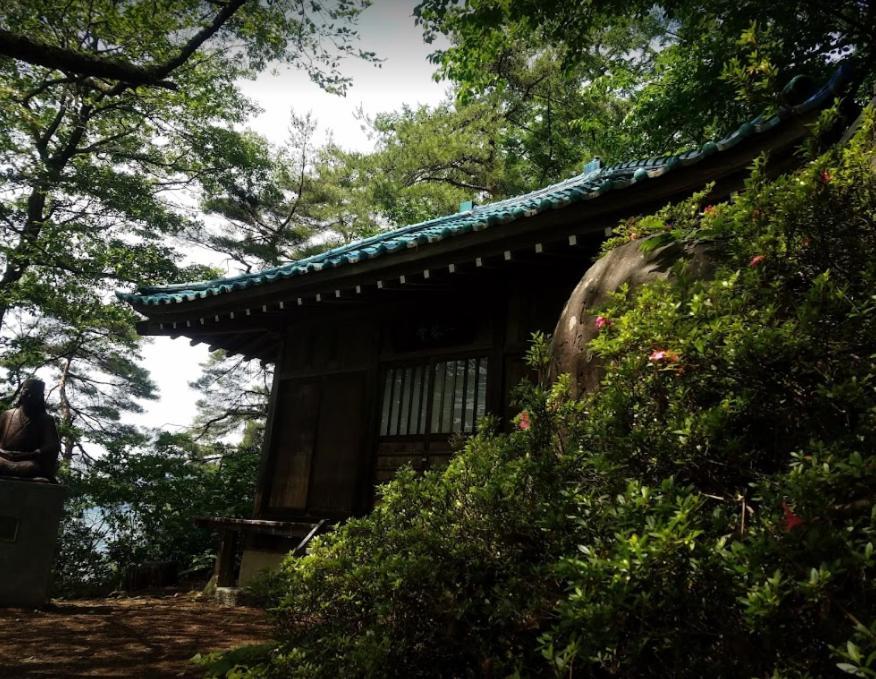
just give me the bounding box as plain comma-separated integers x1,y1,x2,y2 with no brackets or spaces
118,65,852,308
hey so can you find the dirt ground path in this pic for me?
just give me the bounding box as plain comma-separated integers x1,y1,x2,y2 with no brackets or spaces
0,593,272,678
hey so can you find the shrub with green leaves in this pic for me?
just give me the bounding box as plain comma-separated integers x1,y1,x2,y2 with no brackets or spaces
53,431,259,597
223,109,876,678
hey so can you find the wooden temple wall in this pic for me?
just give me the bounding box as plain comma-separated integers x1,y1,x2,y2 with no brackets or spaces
253,264,587,523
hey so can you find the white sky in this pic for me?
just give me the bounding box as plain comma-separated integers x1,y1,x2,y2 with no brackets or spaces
128,1,448,432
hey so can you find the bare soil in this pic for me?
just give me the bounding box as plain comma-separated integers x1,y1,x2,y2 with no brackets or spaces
0,592,272,678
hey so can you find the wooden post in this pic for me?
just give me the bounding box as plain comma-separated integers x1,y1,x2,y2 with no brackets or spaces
215,528,238,587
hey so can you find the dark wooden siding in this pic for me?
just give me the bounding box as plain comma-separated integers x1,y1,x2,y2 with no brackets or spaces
266,379,319,510
307,371,367,514
256,252,595,520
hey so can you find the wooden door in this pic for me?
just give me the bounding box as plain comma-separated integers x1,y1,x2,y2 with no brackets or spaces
307,372,367,515
265,372,367,516
267,379,320,511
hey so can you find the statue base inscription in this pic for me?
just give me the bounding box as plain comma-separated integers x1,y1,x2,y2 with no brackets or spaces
0,478,65,608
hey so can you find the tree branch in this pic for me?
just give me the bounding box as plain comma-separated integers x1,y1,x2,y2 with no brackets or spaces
145,0,249,83
0,0,248,89
0,29,178,89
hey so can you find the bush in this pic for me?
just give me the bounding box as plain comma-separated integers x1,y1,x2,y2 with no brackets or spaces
53,431,259,597
227,109,876,677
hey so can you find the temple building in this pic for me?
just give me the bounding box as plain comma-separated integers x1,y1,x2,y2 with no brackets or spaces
118,66,853,589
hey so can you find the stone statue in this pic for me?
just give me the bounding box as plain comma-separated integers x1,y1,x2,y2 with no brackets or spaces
0,379,60,480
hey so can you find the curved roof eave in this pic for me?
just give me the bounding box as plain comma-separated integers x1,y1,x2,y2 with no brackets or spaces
117,64,853,310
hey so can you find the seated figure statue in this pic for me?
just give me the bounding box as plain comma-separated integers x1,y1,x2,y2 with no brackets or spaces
0,378,61,481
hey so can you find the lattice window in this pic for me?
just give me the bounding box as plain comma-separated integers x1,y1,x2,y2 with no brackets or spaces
379,357,488,437
380,364,429,436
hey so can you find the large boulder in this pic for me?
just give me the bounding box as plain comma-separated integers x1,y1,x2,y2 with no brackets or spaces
551,238,713,397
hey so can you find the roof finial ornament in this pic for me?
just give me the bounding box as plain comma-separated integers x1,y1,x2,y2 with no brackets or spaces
582,157,602,175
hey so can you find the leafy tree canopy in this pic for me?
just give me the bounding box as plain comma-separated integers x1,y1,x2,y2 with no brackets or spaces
0,0,375,93
0,0,373,460
414,0,874,156
54,429,260,596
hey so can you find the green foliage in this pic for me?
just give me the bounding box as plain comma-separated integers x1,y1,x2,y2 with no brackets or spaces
243,428,576,677
0,0,373,462
194,644,277,679
0,303,158,461
414,0,874,158
199,112,383,269
201,99,515,271
220,111,876,677
363,100,518,218
0,1,375,94
189,353,272,443
599,183,715,255
53,431,259,596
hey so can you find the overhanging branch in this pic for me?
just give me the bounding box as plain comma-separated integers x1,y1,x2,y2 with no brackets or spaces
0,0,248,89
0,29,179,88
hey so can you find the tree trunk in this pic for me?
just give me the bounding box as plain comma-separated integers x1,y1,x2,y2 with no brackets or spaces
0,187,49,334
57,355,76,462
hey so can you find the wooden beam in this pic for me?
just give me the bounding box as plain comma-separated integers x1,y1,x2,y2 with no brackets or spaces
215,528,238,588
195,516,318,539
222,333,260,357
228,333,279,360
137,314,284,337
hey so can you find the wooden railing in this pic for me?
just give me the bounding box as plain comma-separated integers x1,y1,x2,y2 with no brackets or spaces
194,516,331,588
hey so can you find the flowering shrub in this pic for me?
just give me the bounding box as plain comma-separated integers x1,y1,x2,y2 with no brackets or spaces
781,501,804,532
515,409,532,430
647,348,680,363
219,110,876,678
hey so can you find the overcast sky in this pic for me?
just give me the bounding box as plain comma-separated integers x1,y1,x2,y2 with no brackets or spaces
129,1,448,432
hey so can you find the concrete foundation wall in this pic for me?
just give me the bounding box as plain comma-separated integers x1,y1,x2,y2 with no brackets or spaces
238,549,287,587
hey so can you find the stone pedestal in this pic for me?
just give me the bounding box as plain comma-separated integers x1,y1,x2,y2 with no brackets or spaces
0,478,66,608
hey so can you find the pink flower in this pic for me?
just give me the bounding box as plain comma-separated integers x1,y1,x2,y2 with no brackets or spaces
781,501,804,532
649,349,680,363
516,410,531,431
818,169,832,184
749,254,766,268
595,315,610,331
703,205,716,215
